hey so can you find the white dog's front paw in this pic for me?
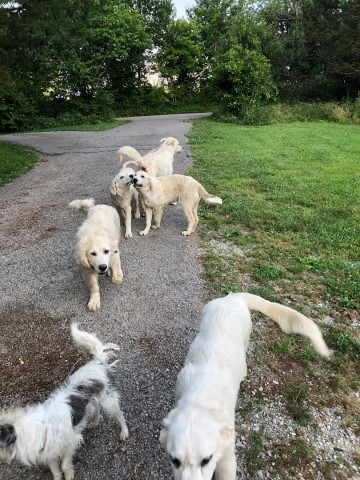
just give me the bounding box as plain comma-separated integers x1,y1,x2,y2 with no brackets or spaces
134,211,141,219
151,225,159,230
181,230,191,236
111,273,123,285
139,229,149,236
120,426,129,441
125,231,133,239
87,298,101,311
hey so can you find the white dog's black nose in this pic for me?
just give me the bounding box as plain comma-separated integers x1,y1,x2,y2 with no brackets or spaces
98,264,107,272
132,177,138,184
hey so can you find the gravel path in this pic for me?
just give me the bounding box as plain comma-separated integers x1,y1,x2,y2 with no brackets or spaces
0,113,212,479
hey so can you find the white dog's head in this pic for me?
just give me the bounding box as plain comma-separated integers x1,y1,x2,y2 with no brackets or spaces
0,410,22,461
132,170,152,190
76,233,118,274
110,166,135,195
160,137,182,154
160,406,233,480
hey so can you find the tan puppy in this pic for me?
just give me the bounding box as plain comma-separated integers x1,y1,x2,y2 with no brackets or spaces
160,292,332,480
117,137,182,177
69,198,123,311
110,164,140,239
132,171,222,236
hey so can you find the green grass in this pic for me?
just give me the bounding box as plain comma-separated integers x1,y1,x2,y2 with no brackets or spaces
34,119,130,132
0,141,39,186
188,118,360,479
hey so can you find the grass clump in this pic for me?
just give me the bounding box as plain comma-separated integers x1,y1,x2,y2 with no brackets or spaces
0,141,39,186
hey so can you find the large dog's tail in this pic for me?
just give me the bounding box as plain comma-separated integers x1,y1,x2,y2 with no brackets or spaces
231,293,332,358
197,182,223,205
69,198,95,214
117,146,144,169
71,323,120,369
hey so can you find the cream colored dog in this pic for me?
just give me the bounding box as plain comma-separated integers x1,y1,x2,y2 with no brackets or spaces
69,198,123,311
117,137,182,177
110,164,140,239
132,172,222,236
160,292,332,480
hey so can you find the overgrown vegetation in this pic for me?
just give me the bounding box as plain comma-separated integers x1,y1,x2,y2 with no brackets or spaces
189,118,360,478
1,0,359,131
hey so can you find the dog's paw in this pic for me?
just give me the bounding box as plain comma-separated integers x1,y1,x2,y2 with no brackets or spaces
120,426,129,441
181,230,191,236
134,212,141,219
139,229,148,236
151,225,160,230
125,231,133,239
87,298,101,311
111,274,123,285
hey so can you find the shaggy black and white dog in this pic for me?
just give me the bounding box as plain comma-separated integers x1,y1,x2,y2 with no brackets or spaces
0,324,129,480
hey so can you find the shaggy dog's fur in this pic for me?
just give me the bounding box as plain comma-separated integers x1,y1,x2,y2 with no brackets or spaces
117,137,182,177
69,198,123,311
110,164,140,239
160,292,332,480
0,324,128,480
132,171,222,236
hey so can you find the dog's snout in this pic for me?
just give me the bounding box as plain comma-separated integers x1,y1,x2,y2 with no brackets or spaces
132,177,138,183
98,264,107,272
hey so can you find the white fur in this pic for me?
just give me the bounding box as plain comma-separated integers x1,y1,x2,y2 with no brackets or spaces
110,165,140,239
117,136,182,177
0,324,128,480
132,171,222,236
160,292,331,480
69,198,123,311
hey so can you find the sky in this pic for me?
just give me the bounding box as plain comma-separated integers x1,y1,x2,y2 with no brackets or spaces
173,0,195,18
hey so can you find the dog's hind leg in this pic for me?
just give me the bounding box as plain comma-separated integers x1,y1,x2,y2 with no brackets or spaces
61,452,75,480
102,390,129,441
48,459,62,480
181,205,197,236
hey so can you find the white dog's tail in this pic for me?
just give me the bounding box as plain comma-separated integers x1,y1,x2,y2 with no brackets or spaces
117,146,144,168
232,293,332,358
69,198,95,214
71,323,120,368
197,183,223,205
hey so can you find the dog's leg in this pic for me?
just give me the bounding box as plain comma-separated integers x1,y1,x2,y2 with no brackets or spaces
214,443,237,480
110,252,123,285
88,401,102,428
124,205,133,238
83,269,101,311
61,452,75,480
181,205,197,236
133,189,141,219
151,207,164,229
48,460,63,480
102,390,129,441
139,206,153,236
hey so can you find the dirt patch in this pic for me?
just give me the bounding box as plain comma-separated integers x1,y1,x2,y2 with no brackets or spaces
0,303,90,407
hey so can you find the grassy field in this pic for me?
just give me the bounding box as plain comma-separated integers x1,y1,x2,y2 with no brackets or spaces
0,141,39,186
188,119,360,479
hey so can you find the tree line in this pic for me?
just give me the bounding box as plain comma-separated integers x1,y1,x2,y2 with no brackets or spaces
1,0,359,131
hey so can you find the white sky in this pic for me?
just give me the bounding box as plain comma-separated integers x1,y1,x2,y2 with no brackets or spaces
173,0,195,18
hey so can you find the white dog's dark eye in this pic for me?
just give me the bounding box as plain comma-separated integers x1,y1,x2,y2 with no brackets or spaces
141,174,144,178
200,455,213,467
90,252,97,256
170,456,181,469
120,176,124,179
104,249,109,254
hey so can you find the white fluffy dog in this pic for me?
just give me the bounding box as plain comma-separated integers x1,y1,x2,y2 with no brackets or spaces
110,164,140,239
132,171,222,236
69,198,123,311
0,323,129,480
117,137,182,177
160,292,332,480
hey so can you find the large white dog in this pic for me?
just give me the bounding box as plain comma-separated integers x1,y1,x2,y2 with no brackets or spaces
160,292,332,480
0,324,128,480
132,171,222,236
117,137,182,177
110,164,140,239
69,198,123,311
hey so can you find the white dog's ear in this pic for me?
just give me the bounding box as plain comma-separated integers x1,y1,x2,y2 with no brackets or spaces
160,137,166,143
219,424,233,441
159,410,176,446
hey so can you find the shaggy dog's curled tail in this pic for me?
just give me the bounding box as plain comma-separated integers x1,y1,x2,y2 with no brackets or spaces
117,146,144,168
69,198,95,214
231,293,332,358
71,323,120,369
